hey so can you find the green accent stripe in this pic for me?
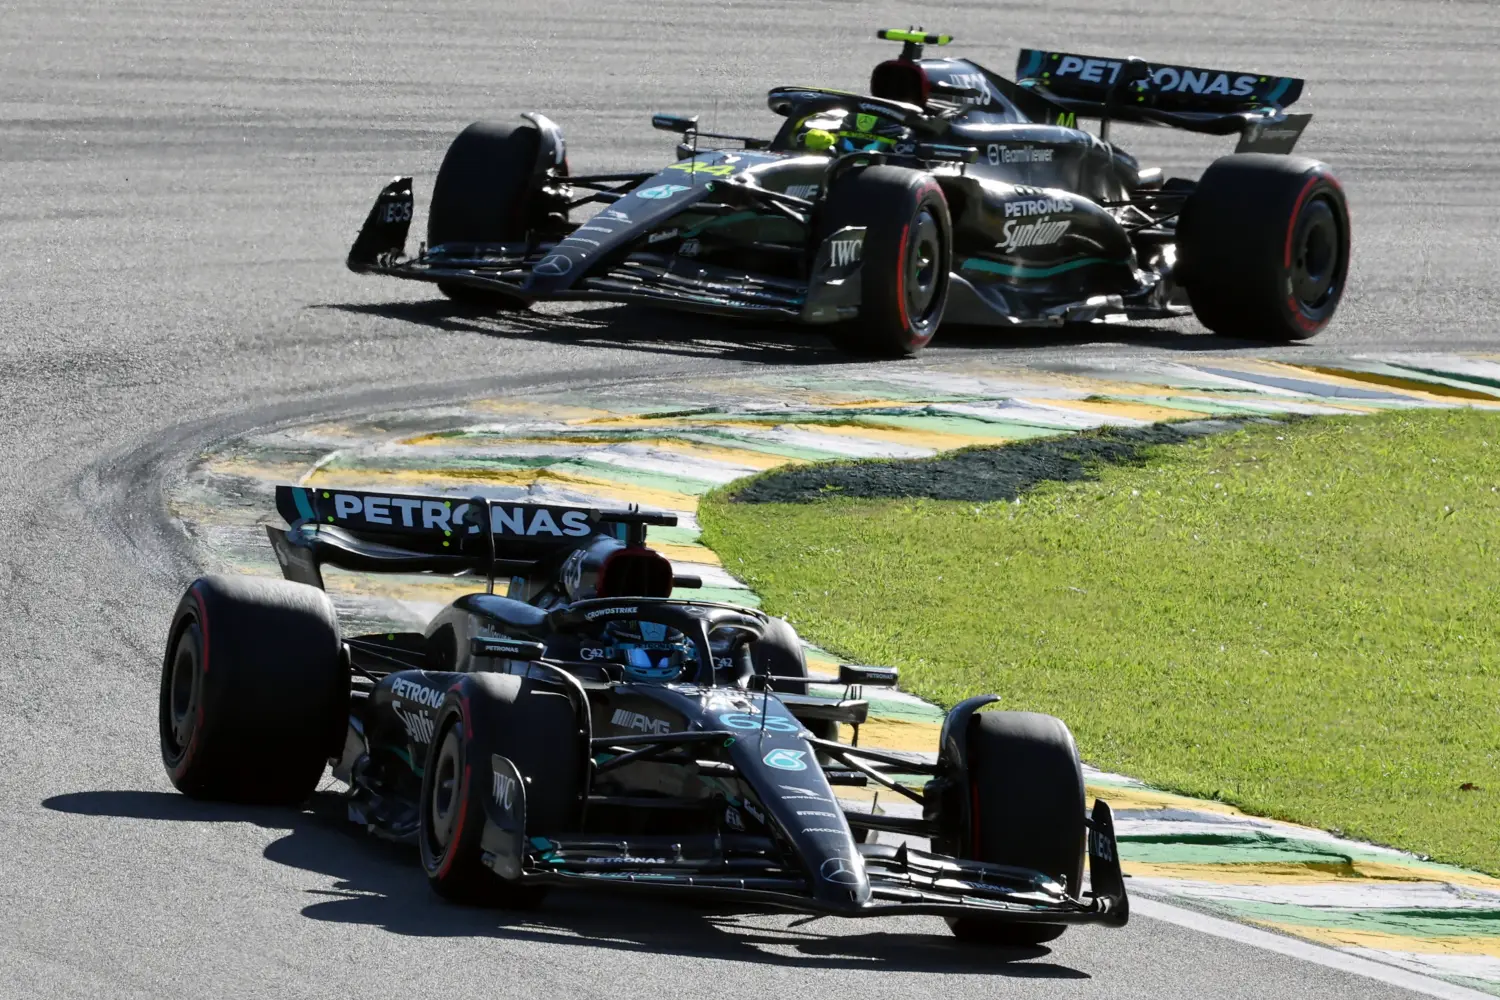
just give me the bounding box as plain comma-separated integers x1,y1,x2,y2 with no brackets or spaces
291,487,316,521
960,256,1125,279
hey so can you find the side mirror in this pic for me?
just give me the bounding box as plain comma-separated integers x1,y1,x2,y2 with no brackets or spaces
838,664,899,687
652,113,700,134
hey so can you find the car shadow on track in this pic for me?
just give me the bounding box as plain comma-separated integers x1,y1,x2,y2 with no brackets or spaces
44,789,1089,979
314,297,1263,361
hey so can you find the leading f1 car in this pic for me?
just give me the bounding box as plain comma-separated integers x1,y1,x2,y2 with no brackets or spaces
159,485,1127,943
347,28,1349,357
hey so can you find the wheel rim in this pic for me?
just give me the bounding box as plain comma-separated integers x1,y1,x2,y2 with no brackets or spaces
429,727,464,850
904,208,943,325
1291,196,1340,313
163,623,199,759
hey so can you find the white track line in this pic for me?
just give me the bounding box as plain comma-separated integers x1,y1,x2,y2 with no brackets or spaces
1132,896,1495,1000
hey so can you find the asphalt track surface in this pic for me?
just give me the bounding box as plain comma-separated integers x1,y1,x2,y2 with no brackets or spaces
3,1,1497,997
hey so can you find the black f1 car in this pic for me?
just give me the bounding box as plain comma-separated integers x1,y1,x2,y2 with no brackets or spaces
347,28,1348,357
159,485,1128,943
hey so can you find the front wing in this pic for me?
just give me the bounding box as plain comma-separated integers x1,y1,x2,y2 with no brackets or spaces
482,739,1128,925
518,820,1128,925
346,176,864,324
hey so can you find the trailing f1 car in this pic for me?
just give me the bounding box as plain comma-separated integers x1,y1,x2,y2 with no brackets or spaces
347,29,1348,356
159,485,1128,943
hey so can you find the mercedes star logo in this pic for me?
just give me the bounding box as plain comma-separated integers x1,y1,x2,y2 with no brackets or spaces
534,254,572,276
820,856,861,885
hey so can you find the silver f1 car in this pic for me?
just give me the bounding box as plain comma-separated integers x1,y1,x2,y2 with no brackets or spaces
346,28,1348,357
159,485,1127,944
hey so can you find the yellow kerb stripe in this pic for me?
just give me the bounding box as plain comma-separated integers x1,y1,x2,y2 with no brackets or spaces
838,719,942,754
1254,923,1500,957
1022,398,1207,423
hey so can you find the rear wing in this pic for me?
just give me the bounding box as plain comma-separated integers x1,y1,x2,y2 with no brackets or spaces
267,485,676,590
1014,49,1310,150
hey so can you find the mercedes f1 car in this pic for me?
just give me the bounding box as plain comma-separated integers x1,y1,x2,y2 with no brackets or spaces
159,486,1128,943
347,28,1348,357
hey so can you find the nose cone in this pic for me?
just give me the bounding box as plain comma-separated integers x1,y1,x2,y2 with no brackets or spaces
810,849,871,907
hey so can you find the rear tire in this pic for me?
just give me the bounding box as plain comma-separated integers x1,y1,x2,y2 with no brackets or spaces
1177,153,1349,342
418,672,585,906
947,711,1086,947
819,166,951,357
428,121,543,310
159,576,346,805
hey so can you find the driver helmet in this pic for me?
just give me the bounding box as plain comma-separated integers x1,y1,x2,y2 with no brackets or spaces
603,619,693,683
793,109,906,155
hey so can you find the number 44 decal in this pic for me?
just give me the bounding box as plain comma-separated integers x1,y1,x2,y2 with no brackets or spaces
667,161,735,179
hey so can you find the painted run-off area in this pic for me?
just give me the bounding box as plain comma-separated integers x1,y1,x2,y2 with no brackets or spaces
171,354,1500,996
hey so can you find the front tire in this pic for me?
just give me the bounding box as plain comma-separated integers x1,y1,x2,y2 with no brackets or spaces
428,121,546,310
159,576,347,804
948,711,1086,947
1177,153,1350,342
418,672,585,905
820,166,951,357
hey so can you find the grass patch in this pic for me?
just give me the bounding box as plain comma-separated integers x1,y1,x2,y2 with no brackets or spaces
700,409,1500,874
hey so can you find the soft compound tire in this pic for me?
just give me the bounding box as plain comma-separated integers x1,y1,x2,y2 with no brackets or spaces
751,616,810,697
948,711,1086,947
428,121,541,310
819,166,951,357
418,672,585,906
159,576,346,805
1177,153,1349,342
